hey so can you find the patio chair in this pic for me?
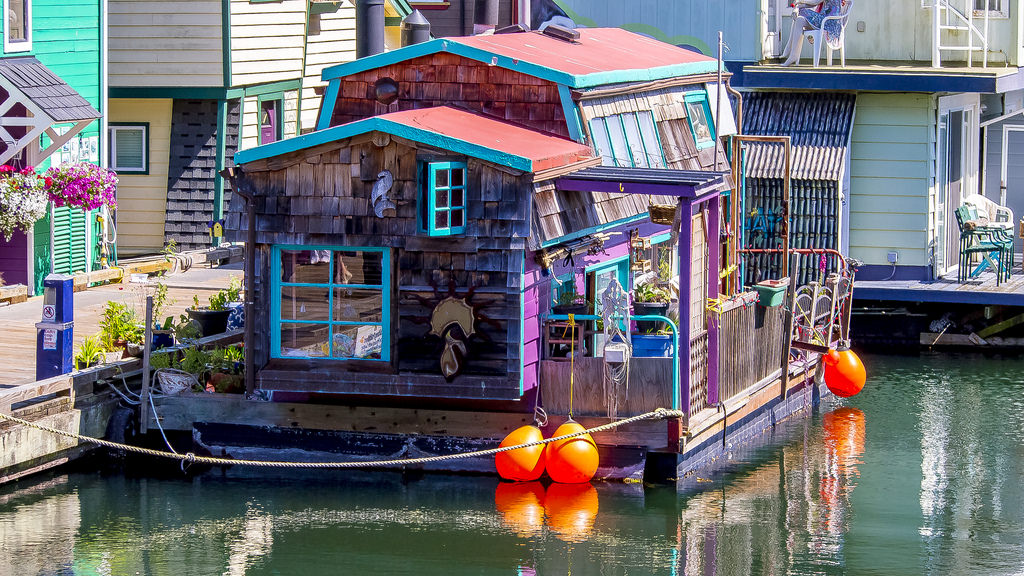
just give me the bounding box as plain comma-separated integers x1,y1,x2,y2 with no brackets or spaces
963,193,1014,232
803,0,853,68
955,204,1013,284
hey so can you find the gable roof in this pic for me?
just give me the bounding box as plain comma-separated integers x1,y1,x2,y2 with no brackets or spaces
0,57,100,122
321,28,718,89
234,106,594,172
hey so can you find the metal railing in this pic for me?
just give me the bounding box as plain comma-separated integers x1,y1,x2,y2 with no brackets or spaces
931,0,990,68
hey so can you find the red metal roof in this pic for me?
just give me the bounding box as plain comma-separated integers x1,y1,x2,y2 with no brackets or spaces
454,27,716,80
378,106,594,172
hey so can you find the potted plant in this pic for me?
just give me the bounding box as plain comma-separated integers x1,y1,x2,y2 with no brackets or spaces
186,277,242,337
552,281,588,316
632,282,671,333
206,345,245,393
74,334,106,370
148,282,176,349
99,301,144,358
44,161,118,211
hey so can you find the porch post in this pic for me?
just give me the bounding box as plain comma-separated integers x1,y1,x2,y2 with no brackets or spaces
706,195,721,406
678,200,693,419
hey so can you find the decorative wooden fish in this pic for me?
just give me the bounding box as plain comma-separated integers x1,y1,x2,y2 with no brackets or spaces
371,170,395,218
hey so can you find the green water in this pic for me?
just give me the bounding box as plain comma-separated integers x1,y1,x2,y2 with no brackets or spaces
2,353,1024,575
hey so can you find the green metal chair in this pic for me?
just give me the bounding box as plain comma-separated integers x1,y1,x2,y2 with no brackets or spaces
955,205,1013,284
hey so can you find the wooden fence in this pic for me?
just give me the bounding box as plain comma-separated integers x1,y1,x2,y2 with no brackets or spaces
718,295,787,403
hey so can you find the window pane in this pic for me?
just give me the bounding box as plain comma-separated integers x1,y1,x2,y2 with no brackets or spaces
114,128,144,170
605,117,632,167
687,101,713,144
621,114,649,168
450,209,464,228
280,286,330,321
333,251,383,285
333,288,383,322
331,324,384,359
280,323,330,357
435,211,449,230
451,188,464,208
451,167,464,187
280,250,330,284
8,0,26,41
435,168,449,188
637,111,665,168
589,119,614,166
435,189,449,208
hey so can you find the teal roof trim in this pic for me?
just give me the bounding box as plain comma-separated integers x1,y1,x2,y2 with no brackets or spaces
320,38,715,88
234,116,533,171
316,79,340,131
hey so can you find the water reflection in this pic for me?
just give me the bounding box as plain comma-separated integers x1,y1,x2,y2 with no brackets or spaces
1,353,1023,575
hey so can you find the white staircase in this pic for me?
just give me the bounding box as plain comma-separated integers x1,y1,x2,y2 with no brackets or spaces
929,0,991,68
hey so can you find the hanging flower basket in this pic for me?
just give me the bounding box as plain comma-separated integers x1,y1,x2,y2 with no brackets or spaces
0,165,49,241
45,162,118,211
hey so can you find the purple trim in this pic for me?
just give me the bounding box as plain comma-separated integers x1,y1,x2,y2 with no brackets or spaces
0,231,29,286
557,178,702,198
706,196,720,407
678,202,693,416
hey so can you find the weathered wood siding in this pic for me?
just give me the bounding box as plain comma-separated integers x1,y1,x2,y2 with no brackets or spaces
849,93,933,267
327,53,569,139
301,4,356,133
230,136,531,399
229,0,306,87
110,98,172,256
239,90,300,151
108,0,223,87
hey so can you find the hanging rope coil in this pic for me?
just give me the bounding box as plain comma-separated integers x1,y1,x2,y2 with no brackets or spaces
0,408,683,470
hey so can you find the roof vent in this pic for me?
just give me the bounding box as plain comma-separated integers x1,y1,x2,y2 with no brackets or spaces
495,23,529,35
542,24,579,43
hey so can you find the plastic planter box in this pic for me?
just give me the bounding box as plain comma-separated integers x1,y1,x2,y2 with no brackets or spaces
753,279,788,307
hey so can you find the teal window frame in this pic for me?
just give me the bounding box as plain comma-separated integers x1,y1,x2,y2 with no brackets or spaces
425,161,467,236
108,123,149,174
588,111,667,169
586,255,630,353
650,233,677,282
684,90,716,150
3,0,31,53
271,245,391,362
552,272,576,305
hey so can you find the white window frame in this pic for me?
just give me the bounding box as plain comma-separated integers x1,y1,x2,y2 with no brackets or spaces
109,124,148,174
3,0,31,53
973,0,1008,18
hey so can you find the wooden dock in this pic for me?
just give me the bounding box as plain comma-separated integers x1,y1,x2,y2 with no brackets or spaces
0,266,240,387
854,267,1024,306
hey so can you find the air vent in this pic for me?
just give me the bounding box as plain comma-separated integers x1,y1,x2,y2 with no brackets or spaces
542,24,580,43
495,24,529,35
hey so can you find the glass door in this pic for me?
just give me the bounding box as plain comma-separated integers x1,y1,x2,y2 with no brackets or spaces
586,256,629,355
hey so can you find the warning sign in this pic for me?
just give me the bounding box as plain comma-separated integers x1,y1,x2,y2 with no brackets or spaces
42,305,55,321
43,329,57,350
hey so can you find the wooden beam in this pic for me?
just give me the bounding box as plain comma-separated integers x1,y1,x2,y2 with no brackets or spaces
976,311,1024,339
0,375,73,414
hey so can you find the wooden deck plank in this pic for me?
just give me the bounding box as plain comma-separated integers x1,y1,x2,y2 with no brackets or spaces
854,264,1024,306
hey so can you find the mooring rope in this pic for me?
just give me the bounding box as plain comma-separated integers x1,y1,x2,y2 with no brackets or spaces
0,408,683,470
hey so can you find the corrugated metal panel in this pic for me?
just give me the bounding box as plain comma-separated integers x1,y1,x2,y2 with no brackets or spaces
742,92,855,181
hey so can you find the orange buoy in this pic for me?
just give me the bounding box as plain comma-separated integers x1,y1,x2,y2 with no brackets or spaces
823,348,866,397
494,481,546,537
544,482,599,543
544,421,599,483
495,425,546,481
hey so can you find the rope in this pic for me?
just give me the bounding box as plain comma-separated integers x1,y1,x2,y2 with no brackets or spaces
566,313,576,420
0,408,683,469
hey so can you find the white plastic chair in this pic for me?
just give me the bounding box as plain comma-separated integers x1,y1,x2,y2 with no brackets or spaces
803,0,853,68
963,193,1014,232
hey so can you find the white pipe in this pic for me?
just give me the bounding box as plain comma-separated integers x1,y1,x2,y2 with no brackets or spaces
933,0,941,68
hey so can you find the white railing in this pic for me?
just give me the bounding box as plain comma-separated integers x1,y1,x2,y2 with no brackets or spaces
930,0,990,68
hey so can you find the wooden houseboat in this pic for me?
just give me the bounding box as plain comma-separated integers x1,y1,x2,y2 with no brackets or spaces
201,26,856,483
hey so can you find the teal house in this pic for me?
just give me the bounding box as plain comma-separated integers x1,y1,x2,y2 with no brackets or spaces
0,0,104,295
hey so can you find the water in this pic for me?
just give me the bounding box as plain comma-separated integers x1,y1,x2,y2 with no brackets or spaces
2,352,1024,575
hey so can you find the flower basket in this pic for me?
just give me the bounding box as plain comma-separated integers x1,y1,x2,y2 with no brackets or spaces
45,162,118,212
0,166,49,241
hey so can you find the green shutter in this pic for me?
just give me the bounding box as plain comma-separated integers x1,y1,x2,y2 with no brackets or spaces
51,206,88,276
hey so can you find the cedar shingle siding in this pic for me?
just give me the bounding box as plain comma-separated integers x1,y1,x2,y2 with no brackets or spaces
164,99,240,250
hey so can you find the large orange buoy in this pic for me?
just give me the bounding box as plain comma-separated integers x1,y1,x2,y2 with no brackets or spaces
544,482,599,543
544,421,599,483
495,425,546,481
494,481,546,538
823,348,866,397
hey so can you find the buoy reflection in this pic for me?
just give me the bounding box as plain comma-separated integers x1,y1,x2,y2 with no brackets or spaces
494,481,600,543
495,481,546,538
544,482,599,543
820,406,865,535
